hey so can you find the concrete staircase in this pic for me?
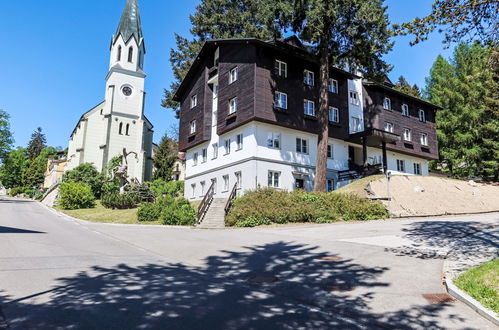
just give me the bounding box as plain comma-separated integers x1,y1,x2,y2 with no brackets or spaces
197,198,226,229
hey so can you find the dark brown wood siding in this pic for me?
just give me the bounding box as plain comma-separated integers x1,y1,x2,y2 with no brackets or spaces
363,85,439,160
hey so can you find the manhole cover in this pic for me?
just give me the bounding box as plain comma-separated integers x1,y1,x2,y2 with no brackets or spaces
422,293,456,304
322,282,355,292
317,256,343,262
247,273,278,285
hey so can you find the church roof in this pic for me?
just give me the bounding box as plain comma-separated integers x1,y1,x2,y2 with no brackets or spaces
114,0,143,44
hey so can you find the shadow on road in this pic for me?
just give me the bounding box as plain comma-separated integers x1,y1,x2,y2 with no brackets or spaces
0,226,45,234
2,241,462,329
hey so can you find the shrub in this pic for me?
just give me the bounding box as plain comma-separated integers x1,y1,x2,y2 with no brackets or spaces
125,183,155,203
62,163,105,198
24,189,36,198
102,181,120,195
137,202,161,222
59,182,95,210
101,192,139,210
149,179,184,198
9,187,26,197
160,200,197,226
226,188,388,227
34,191,45,201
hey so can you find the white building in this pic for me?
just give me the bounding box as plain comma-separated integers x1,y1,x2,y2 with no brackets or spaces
66,0,153,182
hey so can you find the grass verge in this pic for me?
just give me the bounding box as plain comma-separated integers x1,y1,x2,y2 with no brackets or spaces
57,200,162,225
454,259,498,314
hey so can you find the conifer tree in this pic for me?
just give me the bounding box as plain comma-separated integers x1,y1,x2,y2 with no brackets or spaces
394,76,422,98
153,134,179,181
27,127,47,160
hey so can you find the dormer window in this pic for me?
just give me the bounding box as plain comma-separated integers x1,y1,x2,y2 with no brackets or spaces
383,97,391,110
402,104,409,116
128,47,133,63
191,94,197,108
419,109,426,122
229,67,238,84
117,46,122,61
190,120,196,134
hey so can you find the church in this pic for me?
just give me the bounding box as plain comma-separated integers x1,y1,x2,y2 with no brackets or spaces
66,0,153,182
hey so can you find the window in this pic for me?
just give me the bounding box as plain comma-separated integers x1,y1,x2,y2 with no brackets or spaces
128,47,133,63
190,120,196,134
267,132,280,149
200,181,206,196
327,179,334,192
191,94,197,108
384,122,394,133
275,92,287,109
236,134,243,150
117,45,122,61
212,143,218,159
296,138,308,154
125,123,130,136
223,175,229,192
383,97,391,110
329,107,339,123
214,47,219,66
352,117,361,132
420,133,428,146
224,138,231,155
397,159,405,172
202,148,207,163
303,100,315,116
349,91,360,106
119,122,123,135
193,152,198,166
229,67,238,84
403,128,411,141
414,163,422,175
402,104,409,116
419,109,426,122
229,97,238,114
327,144,334,159
268,171,280,188
304,70,314,86
275,60,287,77
235,171,242,189
191,184,196,198
328,79,338,93
211,178,217,194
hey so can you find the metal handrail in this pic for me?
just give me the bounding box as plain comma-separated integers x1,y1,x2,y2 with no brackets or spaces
197,181,215,223
224,183,239,215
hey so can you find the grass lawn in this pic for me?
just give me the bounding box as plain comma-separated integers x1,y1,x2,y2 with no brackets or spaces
58,200,162,225
454,259,498,314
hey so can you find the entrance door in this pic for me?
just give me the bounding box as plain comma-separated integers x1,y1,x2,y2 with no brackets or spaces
348,146,356,169
295,179,304,190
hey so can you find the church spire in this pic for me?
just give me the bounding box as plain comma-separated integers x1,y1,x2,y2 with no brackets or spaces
114,0,143,44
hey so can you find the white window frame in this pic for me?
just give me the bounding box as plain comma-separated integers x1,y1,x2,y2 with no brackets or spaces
235,171,242,189
296,138,308,154
349,91,360,106
212,143,218,159
420,133,428,146
304,70,314,86
190,120,196,134
275,60,287,77
351,117,361,133
383,97,391,110
222,175,229,192
224,138,231,155
275,92,288,109
384,122,394,133
303,100,315,116
397,159,405,172
267,132,280,149
329,107,339,123
214,47,219,66
402,104,409,116
236,133,243,150
419,109,426,122
229,97,238,114
200,181,206,197
403,128,411,141
327,144,334,159
211,178,217,194
191,184,196,198
190,94,197,108
202,148,207,163
328,79,338,93
268,171,280,188
193,152,198,166
414,163,422,175
229,67,238,84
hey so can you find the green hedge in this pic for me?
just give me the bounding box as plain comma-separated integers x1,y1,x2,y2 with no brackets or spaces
226,188,389,227
137,196,196,226
59,182,95,210
149,179,184,198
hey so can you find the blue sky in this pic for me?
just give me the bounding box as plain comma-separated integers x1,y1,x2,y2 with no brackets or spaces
0,0,454,148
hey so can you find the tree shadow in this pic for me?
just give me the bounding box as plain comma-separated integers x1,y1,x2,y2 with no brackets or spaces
1,241,464,329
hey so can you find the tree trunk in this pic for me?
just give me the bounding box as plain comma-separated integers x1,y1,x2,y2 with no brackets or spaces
314,40,330,192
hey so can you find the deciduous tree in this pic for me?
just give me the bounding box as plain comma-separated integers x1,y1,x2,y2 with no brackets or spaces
0,109,14,162
0,148,28,188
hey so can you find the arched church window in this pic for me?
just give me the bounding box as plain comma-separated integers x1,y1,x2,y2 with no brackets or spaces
128,47,133,63
126,123,130,136
119,122,123,135
117,45,122,61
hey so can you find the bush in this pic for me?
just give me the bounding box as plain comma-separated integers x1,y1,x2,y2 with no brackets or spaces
24,189,36,198
149,179,184,198
101,192,139,210
226,188,389,227
125,183,155,203
9,187,26,197
102,181,120,195
160,197,197,226
59,182,95,210
63,163,105,198
34,191,45,201
137,202,161,222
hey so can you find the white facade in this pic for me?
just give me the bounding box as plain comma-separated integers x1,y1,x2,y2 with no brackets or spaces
66,0,153,182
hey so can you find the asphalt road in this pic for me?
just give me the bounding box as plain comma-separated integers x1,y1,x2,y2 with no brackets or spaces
0,196,497,329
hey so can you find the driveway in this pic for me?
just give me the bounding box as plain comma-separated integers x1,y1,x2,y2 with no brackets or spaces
0,196,497,329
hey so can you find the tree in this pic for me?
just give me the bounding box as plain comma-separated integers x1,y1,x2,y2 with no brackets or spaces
27,127,47,160
162,0,279,117
394,0,499,47
261,0,393,191
0,109,14,162
153,134,179,181
426,43,498,180
21,147,57,188
63,163,105,198
394,76,422,98
0,148,28,188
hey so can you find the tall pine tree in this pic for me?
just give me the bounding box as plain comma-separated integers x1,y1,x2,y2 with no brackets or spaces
394,76,422,98
27,127,47,160
153,134,179,181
